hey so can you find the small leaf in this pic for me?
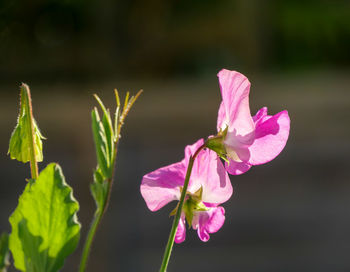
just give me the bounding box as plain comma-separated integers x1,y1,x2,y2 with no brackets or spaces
183,201,193,229
102,110,114,165
93,95,114,163
8,85,45,163
91,108,111,179
113,90,121,142
91,94,116,179
90,169,109,214
169,202,179,217
123,92,130,111
118,90,143,128
0,233,10,272
9,163,80,272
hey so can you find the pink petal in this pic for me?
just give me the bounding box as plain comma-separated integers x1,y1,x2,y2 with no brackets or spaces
247,109,290,165
191,149,233,204
252,107,268,123
184,138,205,163
140,161,185,211
225,159,252,175
192,207,225,242
217,101,226,132
217,69,254,137
183,140,233,204
175,214,186,243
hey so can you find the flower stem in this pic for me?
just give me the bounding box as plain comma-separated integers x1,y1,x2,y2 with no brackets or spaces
159,143,206,272
21,84,39,179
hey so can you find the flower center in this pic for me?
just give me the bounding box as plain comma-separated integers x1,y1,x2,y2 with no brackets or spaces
225,146,242,162
170,186,209,228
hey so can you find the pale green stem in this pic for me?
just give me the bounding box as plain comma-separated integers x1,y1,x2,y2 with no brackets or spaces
21,84,39,179
159,143,206,272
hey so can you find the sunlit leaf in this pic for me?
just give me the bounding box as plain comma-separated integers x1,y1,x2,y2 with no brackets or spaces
90,168,109,214
9,163,80,272
91,108,111,179
93,95,114,163
8,84,44,163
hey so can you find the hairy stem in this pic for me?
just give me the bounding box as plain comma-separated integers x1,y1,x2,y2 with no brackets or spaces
159,143,206,272
21,84,39,179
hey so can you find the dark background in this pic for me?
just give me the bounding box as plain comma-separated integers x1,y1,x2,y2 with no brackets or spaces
1,0,350,271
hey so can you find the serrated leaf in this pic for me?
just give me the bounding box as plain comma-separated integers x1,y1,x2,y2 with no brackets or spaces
9,163,80,272
0,233,10,272
8,84,44,163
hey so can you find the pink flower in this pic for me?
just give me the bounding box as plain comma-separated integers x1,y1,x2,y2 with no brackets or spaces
141,139,233,243
216,69,290,175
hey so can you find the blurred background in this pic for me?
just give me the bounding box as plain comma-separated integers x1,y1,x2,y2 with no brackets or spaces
1,0,350,271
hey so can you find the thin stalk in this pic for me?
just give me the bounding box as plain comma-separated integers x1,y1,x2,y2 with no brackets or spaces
78,208,103,272
21,84,39,179
159,143,206,272
79,91,142,272
79,149,118,272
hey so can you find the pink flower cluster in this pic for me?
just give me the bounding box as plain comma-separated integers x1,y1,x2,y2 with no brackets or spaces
141,69,290,243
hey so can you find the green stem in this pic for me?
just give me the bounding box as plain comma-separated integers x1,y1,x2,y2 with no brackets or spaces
78,163,115,272
21,84,39,179
159,143,206,272
78,209,103,272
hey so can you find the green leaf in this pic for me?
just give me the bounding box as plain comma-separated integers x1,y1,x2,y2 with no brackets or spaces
95,96,114,157
0,233,10,272
102,110,114,166
91,95,115,179
90,169,109,214
91,108,111,179
113,89,121,142
9,163,80,272
8,84,45,163
93,95,114,157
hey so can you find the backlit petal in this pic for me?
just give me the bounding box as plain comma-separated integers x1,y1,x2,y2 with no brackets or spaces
247,109,290,165
184,138,205,163
140,161,185,211
225,159,252,175
198,150,233,204
192,207,225,242
217,101,226,132
175,214,186,244
217,69,254,137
